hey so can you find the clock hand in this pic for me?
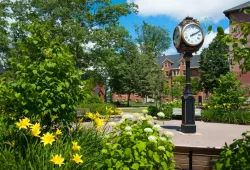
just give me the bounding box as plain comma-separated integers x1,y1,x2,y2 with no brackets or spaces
191,31,200,36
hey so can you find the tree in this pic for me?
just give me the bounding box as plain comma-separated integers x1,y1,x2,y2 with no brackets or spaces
0,0,11,68
0,22,83,127
135,21,171,58
7,0,138,68
199,39,229,95
109,40,153,106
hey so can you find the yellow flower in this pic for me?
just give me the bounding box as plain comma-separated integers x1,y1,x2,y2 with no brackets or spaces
94,118,104,128
214,106,217,109
5,140,15,147
72,141,81,151
50,154,64,167
40,132,55,146
16,117,32,129
208,106,211,109
30,123,41,137
106,107,114,115
87,112,93,119
72,153,83,164
223,103,226,107
55,128,62,135
95,112,100,117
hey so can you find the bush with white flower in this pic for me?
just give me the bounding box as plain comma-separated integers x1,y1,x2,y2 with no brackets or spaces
98,114,175,170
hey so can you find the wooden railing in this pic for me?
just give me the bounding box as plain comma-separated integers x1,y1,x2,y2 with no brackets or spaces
174,146,222,170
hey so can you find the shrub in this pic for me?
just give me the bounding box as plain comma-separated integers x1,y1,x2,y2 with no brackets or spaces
0,22,83,127
78,103,120,115
147,105,159,117
161,101,182,119
202,109,250,124
83,94,103,104
206,72,249,111
0,117,104,170
215,131,250,170
98,114,175,169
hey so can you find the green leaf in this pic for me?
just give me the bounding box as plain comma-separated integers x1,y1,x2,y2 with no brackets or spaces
125,148,132,158
161,162,168,170
217,27,224,35
137,141,146,152
131,163,139,170
15,93,21,98
61,104,66,109
57,86,62,92
153,152,160,163
32,70,37,74
207,25,212,34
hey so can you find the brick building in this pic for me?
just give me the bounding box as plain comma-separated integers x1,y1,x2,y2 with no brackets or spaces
158,54,206,103
224,1,250,91
112,54,206,104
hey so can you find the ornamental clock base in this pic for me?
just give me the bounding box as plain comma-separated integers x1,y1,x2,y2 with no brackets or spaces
181,95,196,133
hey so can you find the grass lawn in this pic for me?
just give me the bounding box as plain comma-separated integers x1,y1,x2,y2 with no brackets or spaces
120,107,147,113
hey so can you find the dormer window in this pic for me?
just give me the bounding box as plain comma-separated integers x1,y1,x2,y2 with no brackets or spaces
181,60,185,66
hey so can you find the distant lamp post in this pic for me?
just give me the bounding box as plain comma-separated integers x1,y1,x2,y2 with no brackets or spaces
173,17,205,133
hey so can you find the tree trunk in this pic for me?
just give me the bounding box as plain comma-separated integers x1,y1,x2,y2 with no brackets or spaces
127,93,131,107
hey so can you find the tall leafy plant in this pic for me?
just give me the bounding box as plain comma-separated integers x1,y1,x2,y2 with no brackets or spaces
0,22,83,127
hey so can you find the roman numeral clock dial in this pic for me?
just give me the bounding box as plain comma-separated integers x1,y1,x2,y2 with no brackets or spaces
182,23,204,46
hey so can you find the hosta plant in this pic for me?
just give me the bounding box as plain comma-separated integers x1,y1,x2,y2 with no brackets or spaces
98,114,175,170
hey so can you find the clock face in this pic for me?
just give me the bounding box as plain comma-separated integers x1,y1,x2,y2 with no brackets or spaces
182,24,203,46
173,26,181,47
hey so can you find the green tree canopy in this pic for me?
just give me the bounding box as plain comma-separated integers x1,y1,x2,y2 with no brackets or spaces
199,38,229,94
135,21,171,58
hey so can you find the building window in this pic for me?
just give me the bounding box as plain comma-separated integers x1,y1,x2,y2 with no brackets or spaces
166,71,169,77
181,60,185,66
183,70,186,76
172,70,179,76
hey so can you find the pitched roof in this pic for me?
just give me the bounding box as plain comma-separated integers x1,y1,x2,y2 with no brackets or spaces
158,54,200,69
224,1,250,17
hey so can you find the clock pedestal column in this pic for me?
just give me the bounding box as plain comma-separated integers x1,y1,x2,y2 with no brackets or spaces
181,52,196,133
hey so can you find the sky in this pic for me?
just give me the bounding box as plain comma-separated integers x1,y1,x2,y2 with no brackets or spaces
113,0,248,55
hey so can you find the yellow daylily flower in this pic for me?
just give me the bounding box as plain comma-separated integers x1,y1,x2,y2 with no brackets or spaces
94,118,104,128
72,153,83,164
50,154,64,167
87,112,93,119
30,123,41,137
55,128,62,135
72,141,81,151
40,132,55,146
16,117,32,129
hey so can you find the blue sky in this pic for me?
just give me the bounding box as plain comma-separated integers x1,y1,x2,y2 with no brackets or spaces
113,0,248,55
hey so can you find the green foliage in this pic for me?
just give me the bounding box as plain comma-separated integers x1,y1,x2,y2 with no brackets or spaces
215,131,250,170
83,94,103,104
147,106,159,117
202,109,250,124
199,39,229,93
0,117,104,170
161,101,182,119
78,103,117,115
217,19,250,72
0,22,83,127
206,72,249,110
98,116,175,170
8,0,138,68
135,21,171,58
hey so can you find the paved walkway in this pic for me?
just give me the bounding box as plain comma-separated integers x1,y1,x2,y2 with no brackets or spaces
115,112,250,148
159,120,250,148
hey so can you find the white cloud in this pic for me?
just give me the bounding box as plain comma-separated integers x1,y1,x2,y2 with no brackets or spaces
127,0,247,22
225,27,230,34
164,47,177,55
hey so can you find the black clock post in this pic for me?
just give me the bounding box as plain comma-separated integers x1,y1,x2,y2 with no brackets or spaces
173,17,204,133
181,52,196,133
